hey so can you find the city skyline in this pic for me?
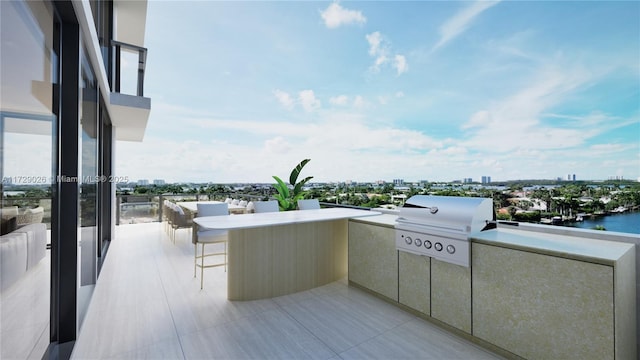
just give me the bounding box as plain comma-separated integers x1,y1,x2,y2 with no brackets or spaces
112,1,636,183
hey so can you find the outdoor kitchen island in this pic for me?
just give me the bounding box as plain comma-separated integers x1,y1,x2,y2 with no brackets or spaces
348,214,637,360
193,208,379,301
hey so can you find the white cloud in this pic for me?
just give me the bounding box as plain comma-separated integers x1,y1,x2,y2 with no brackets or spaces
462,110,491,130
433,1,501,52
264,136,292,154
3,133,52,182
273,89,294,110
460,64,610,153
366,32,388,72
117,97,639,183
299,90,321,112
395,91,404,98
320,2,366,29
118,106,449,183
366,31,408,75
330,95,349,106
366,32,383,56
353,95,366,108
394,55,408,75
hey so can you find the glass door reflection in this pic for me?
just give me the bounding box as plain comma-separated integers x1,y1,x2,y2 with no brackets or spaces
77,50,98,329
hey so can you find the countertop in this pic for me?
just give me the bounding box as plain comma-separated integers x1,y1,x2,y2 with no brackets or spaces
347,215,635,266
178,201,245,212
349,214,398,228
194,208,380,230
471,227,635,266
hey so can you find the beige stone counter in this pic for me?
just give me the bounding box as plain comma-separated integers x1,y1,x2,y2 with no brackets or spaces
348,215,398,301
348,219,637,360
349,213,397,228
471,227,634,266
471,228,636,360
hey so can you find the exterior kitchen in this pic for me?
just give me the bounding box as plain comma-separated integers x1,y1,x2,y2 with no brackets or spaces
349,195,638,360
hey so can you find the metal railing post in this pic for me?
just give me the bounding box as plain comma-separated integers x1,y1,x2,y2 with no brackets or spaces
114,44,121,93
137,48,146,96
115,195,120,225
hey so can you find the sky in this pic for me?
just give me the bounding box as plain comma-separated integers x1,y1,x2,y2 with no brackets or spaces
116,0,640,184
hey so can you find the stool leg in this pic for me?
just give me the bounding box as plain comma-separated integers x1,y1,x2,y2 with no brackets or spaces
194,243,197,278
200,243,205,290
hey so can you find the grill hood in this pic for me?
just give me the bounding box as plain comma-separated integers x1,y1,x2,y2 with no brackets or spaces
397,195,494,234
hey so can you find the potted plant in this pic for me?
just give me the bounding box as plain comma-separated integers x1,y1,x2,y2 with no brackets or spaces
272,159,313,211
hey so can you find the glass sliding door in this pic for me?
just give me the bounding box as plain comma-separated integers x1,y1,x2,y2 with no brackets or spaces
97,104,112,269
77,50,98,330
0,0,57,358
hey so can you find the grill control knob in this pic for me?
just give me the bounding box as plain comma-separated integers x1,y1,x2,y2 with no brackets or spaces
446,245,456,254
423,240,432,249
404,236,412,245
415,238,422,247
434,242,443,251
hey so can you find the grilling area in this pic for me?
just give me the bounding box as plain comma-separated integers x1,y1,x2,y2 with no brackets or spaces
71,196,639,359
351,195,637,360
395,195,495,267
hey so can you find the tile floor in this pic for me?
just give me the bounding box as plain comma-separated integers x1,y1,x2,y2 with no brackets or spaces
71,222,504,359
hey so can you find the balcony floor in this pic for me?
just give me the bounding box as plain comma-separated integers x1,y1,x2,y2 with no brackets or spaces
72,222,504,359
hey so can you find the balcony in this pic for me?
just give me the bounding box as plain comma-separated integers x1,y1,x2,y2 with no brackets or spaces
1,194,637,359
65,208,638,359
69,222,503,359
109,40,150,141
3,195,635,358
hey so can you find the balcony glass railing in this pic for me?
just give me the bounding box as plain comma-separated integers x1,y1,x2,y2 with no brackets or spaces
111,40,147,97
115,193,366,225
116,193,265,225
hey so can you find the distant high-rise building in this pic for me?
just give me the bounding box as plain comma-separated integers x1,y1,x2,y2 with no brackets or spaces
153,179,165,185
463,178,473,183
393,179,404,186
137,179,149,186
572,174,576,181
481,176,491,184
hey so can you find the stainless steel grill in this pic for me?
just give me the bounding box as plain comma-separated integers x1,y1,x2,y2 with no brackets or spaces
395,195,494,267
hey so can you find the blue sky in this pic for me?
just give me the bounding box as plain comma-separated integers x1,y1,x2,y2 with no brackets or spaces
116,1,640,184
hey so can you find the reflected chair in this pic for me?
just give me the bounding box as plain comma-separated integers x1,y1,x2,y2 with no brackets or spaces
194,202,229,289
297,199,320,210
245,201,255,213
16,206,44,226
254,200,279,213
1,206,19,220
162,200,171,234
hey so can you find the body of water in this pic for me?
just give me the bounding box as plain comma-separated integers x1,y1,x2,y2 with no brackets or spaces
567,211,640,235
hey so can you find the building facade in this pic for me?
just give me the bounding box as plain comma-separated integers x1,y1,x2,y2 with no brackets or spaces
0,1,150,358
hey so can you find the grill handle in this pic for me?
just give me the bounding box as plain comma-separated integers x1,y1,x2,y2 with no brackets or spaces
402,203,438,214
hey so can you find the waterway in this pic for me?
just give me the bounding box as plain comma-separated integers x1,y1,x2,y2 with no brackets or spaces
567,211,640,235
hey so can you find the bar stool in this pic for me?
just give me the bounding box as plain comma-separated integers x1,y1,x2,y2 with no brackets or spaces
194,203,228,289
